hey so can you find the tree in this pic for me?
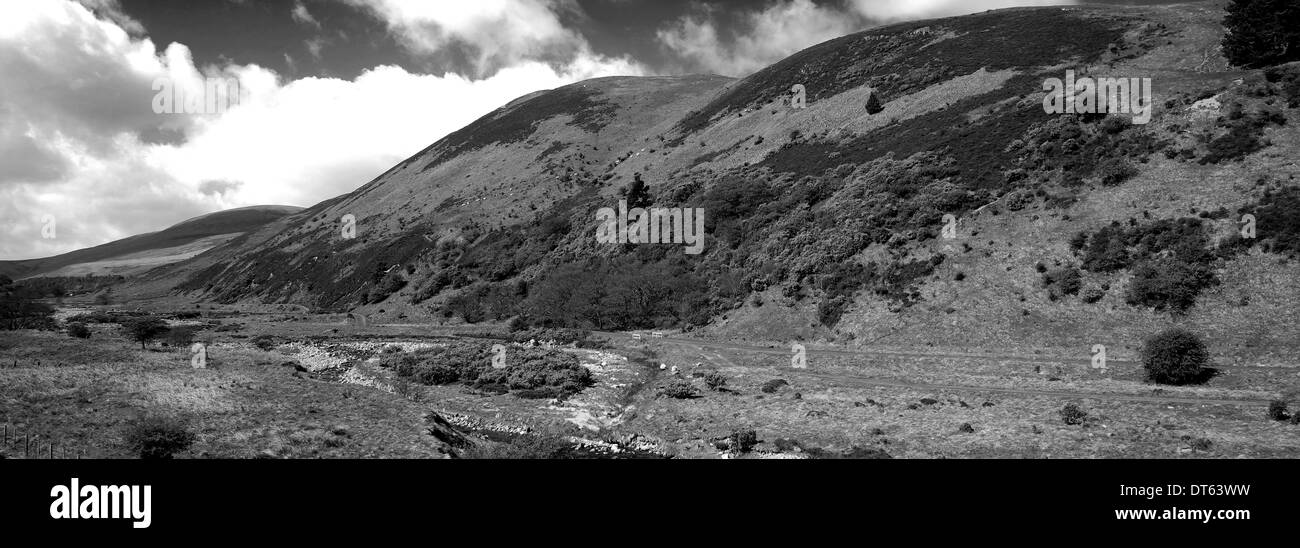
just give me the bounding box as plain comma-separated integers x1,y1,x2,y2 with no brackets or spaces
124,317,169,349
1141,328,1209,385
865,91,884,114
624,172,652,209
1222,0,1300,68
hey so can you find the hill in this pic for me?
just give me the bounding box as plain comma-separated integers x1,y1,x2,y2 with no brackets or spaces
135,2,1298,359
0,205,303,279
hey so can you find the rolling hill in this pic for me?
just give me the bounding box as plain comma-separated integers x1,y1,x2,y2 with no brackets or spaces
0,205,303,279
130,1,1298,358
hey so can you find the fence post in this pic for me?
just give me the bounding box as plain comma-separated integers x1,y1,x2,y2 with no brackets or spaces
25,433,30,458
49,443,55,459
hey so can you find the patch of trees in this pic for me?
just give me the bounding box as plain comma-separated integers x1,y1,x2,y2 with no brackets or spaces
0,275,55,330
1071,218,1234,313
1222,0,1300,68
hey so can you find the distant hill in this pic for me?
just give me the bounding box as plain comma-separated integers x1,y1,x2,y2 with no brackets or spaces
0,205,303,279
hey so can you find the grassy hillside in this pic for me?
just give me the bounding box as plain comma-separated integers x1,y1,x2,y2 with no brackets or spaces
147,3,1298,357
0,205,302,279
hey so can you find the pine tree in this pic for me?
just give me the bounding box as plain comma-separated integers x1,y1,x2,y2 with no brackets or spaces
865,92,884,115
624,172,652,209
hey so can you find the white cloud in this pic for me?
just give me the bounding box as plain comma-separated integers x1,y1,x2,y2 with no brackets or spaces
344,0,589,77
292,1,321,28
0,0,642,260
657,0,1081,77
657,0,856,77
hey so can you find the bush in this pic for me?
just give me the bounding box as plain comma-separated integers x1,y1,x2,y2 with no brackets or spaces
1042,266,1082,299
1081,286,1105,304
122,415,196,459
1125,259,1218,313
729,430,758,453
657,380,699,399
1267,400,1290,421
380,341,593,399
67,322,91,339
761,379,789,393
1060,403,1089,425
1141,328,1209,385
251,334,277,351
1096,158,1138,186
123,317,169,349
704,372,728,391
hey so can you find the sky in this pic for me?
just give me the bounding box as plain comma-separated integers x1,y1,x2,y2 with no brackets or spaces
0,0,1097,261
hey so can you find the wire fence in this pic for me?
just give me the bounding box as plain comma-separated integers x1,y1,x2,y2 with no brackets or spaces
0,424,88,459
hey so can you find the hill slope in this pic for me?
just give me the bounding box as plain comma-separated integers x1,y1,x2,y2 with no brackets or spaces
145,2,1298,358
0,205,303,279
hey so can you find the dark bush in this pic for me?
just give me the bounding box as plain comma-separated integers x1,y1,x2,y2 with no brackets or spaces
1060,403,1089,425
1267,400,1290,421
380,341,593,399
251,334,277,351
1141,328,1209,385
1125,259,1218,313
761,379,789,393
704,372,728,391
729,430,758,453
67,322,91,339
658,380,699,399
122,415,196,459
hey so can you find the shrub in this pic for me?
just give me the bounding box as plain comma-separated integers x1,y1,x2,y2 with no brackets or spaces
250,334,277,351
67,322,91,339
1042,266,1082,299
122,415,196,459
761,379,789,393
1081,286,1105,304
729,430,758,453
657,380,699,399
1141,328,1209,385
380,341,593,399
1096,157,1138,186
1267,400,1290,421
1125,259,1218,313
704,372,728,391
1060,403,1089,425
123,317,169,349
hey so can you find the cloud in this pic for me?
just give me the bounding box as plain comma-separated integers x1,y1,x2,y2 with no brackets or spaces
344,0,594,77
657,0,856,77
657,0,1080,77
292,1,321,28
0,0,643,260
